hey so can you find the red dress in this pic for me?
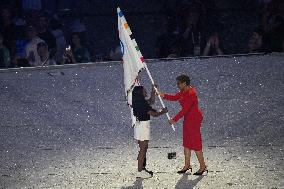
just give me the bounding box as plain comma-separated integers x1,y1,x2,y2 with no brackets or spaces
164,87,203,151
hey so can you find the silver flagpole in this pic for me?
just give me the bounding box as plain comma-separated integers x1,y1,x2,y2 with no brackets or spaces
143,64,175,131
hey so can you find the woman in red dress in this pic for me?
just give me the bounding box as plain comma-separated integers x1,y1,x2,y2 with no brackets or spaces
158,74,207,175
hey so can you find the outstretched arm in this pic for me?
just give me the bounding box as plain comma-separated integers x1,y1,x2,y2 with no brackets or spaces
172,93,197,123
157,89,181,101
163,93,181,101
172,102,191,122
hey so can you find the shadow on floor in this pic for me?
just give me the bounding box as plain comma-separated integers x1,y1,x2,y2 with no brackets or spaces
175,173,204,189
121,177,144,189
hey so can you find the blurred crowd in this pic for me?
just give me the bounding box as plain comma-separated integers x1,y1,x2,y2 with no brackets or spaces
0,0,283,69
0,1,93,68
155,0,284,58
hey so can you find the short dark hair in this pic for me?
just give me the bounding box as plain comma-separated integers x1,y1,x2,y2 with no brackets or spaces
176,74,191,85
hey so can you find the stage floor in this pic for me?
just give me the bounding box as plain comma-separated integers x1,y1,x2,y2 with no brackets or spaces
0,54,283,188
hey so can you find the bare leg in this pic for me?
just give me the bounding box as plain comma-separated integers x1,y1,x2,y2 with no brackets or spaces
185,147,192,168
195,150,206,172
137,140,149,171
181,147,191,170
143,142,148,169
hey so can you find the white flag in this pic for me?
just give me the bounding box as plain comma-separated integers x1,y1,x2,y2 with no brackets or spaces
117,7,146,126
117,7,175,131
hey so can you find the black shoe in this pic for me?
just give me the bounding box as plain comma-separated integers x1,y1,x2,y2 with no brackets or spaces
142,167,153,176
193,167,208,175
177,166,192,174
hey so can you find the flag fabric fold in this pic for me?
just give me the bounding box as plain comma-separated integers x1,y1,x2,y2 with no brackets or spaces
117,7,146,126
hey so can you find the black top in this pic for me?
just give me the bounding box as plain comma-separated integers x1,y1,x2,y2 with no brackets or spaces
133,100,156,121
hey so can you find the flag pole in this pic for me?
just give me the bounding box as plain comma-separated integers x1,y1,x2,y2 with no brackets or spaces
143,64,175,131
117,7,175,131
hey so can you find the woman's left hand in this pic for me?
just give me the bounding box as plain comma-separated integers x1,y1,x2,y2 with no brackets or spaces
169,119,176,125
154,88,163,97
152,84,158,93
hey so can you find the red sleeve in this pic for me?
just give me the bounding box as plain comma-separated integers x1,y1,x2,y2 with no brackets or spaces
172,91,197,122
163,92,181,101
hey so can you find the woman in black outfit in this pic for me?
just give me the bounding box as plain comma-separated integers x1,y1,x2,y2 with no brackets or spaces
132,85,168,178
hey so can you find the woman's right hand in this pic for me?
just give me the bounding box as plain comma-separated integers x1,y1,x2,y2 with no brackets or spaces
159,92,165,97
155,88,165,97
161,107,168,113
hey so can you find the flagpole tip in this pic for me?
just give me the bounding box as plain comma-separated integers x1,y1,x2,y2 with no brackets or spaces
117,7,124,17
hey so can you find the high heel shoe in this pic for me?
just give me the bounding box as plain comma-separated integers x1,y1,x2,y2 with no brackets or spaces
177,166,193,174
193,166,208,175
142,167,153,176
